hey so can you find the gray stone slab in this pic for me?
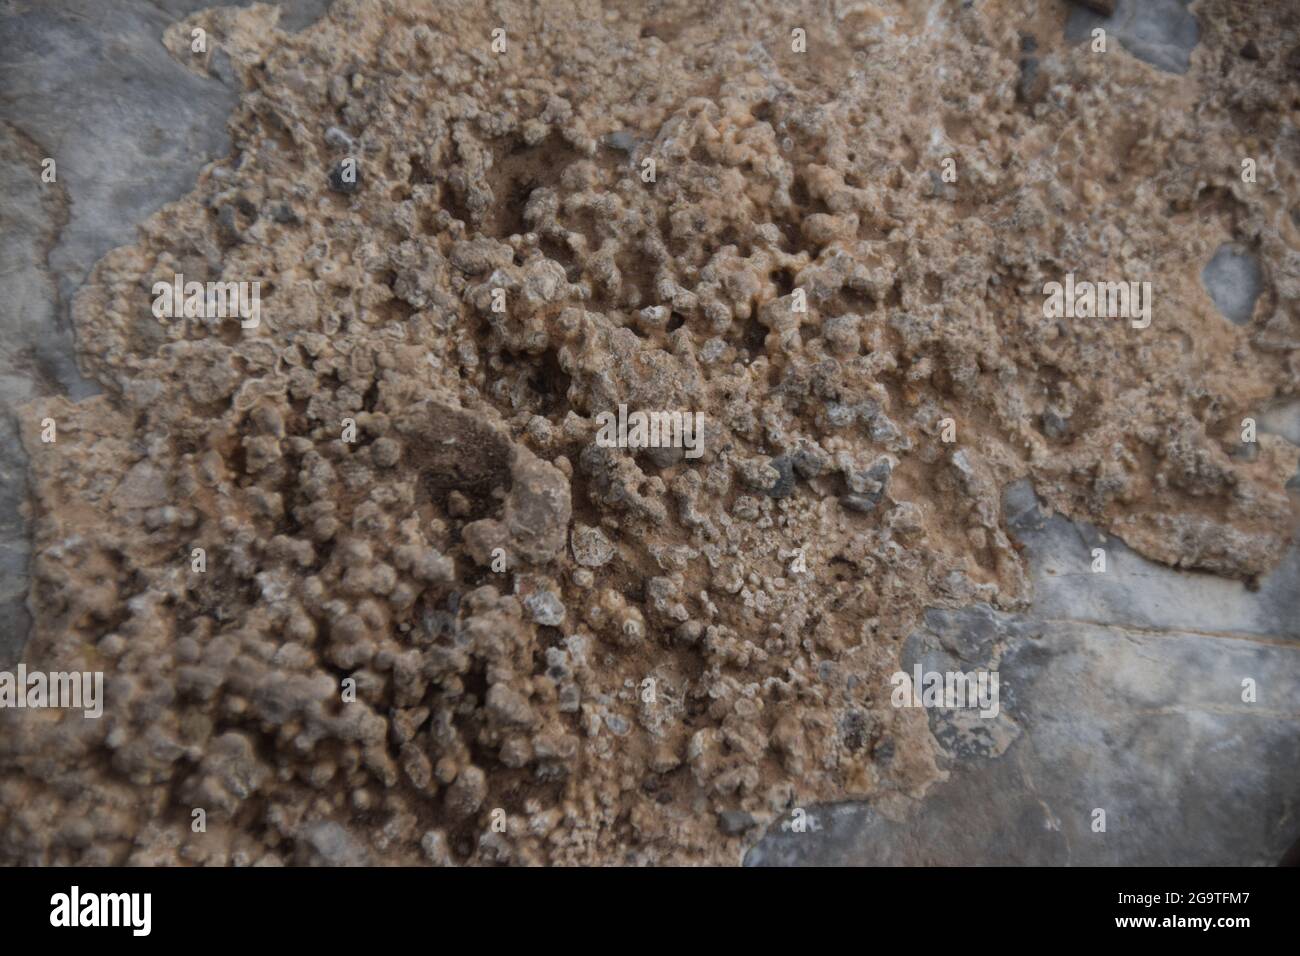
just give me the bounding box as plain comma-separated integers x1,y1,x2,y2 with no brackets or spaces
748,483,1300,866
1065,0,1200,76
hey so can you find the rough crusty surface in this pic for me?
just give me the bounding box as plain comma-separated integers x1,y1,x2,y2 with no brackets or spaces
3,0,1298,865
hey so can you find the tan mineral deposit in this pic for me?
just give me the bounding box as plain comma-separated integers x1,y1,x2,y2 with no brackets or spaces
2,0,1298,866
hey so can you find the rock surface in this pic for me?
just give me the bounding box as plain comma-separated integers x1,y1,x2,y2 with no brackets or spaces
1,0,1298,867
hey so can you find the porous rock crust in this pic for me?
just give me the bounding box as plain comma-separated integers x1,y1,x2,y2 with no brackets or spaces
3,0,1298,865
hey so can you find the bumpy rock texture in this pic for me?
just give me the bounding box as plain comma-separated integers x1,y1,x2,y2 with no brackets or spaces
3,0,1299,865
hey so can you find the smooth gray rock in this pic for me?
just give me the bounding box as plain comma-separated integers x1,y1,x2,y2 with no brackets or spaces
1003,480,1298,640
0,129,59,666
1203,243,1265,326
1257,397,1300,448
1065,0,1200,75
748,481,1300,865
